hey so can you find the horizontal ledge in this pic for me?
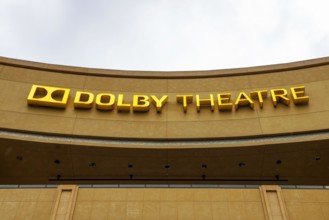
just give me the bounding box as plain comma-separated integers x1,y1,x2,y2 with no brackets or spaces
1,127,329,149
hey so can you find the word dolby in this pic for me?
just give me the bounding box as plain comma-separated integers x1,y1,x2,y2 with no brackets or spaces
27,85,309,112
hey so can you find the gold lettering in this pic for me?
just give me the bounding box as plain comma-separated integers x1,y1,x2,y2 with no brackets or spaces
150,95,168,112
235,92,254,110
217,93,233,111
27,84,310,112
291,86,309,105
117,94,131,111
176,95,193,112
27,85,70,108
250,90,268,109
95,93,115,110
196,94,215,112
74,91,94,109
133,95,150,112
271,89,290,107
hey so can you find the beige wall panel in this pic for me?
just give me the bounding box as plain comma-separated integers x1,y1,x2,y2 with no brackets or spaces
301,203,325,220
0,80,78,119
15,202,37,220
0,189,56,220
321,203,329,218
159,201,177,219
0,187,279,220
72,201,92,220
193,189,212,201
126,201,144,219
90,202,109,220
143,201,160,219
0,79,9,106
283,189,329,203
126,189,144,201
314,190,329,202
176,201,194,220
282,189,300,202
108,201,127,219
72,188,266,220
159,189,178,201
0,110,76,135
84,76,168,93
167,118,262,138
194,202,213,219
110,189,129,201
260,111,329,135
143,190,161,201
167,75,251,93
210,189,228,202
175,189,194,201
212,202,229,219
283,189,329,220
73,119,167,138
227,189,245,201
228,202,248,219
76,188,95,202
33,202,54,220
0,66,85,89
0,202,20,219
245,202,266,220
285,202,317,220
37,189,58,202
249,66,329,88
243,189,262,202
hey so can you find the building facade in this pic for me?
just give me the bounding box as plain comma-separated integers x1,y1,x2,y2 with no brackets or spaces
0,56,329,219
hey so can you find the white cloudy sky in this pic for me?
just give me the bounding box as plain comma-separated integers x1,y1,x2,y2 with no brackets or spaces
0,0,328,71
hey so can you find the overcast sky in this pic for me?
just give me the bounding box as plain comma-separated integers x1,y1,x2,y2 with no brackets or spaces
0,0,328,71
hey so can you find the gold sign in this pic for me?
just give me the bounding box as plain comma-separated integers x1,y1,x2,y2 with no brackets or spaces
27,85,309,112
27,85,70,108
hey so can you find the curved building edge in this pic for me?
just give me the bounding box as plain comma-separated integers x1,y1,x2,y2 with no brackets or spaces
1,127,329,149
1,55,329,78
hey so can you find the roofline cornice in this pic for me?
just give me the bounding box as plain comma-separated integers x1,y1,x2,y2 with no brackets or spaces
1,56,329,79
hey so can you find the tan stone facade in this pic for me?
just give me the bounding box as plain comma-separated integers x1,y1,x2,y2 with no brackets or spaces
0,56,329,219
1,186,329,219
